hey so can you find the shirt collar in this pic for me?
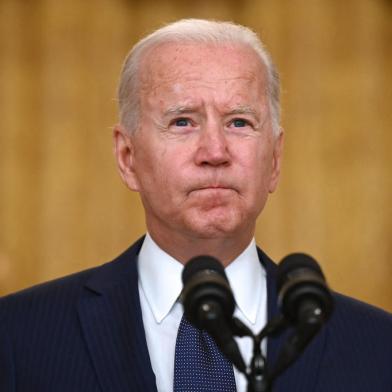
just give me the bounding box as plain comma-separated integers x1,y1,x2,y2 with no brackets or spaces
226,238,265,324
138,233,184,323
138,234,265,325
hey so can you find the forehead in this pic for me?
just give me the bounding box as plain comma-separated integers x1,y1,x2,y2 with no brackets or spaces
138,42,268,105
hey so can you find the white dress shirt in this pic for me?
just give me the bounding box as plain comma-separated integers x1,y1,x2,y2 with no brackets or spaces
138,233,267,392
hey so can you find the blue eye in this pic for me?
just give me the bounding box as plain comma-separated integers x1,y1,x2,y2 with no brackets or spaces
174,118,190,127
232,119,248,127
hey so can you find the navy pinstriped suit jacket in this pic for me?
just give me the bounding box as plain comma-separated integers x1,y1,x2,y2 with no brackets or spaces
1,237,392,391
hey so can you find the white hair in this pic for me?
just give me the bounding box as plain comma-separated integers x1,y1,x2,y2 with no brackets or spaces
117,18,281,134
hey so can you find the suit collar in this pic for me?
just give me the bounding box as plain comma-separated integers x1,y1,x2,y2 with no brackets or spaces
78,240,325,392
78,237,158,392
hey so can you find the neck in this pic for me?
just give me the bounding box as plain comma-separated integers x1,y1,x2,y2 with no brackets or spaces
147,227,255,267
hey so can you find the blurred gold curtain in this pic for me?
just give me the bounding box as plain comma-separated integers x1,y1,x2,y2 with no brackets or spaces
0,0,391,311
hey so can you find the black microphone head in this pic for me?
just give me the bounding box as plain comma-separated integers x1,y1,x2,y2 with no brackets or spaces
182,255,226,285
277,253,334,324
181,255,235,329
277,253,325,292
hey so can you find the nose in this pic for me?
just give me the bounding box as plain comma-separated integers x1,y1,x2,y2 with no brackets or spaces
194,122,230,167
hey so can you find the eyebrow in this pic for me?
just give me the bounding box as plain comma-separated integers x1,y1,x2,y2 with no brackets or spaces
163,105,198,117
226,106,258,117
163,105,259,117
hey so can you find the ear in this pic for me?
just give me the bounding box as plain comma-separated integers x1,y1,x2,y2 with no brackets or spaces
113,124,140,191
268,129,284,194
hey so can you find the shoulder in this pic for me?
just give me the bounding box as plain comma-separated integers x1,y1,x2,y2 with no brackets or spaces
258,247,392,330
322,291,392,374
329,291,392,338
333,291,392,322
0,238,143,323
0,265,97,319
312,293,392,388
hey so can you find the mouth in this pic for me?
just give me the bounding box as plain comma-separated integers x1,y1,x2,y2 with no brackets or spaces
188,185,237,195
200,185,230,190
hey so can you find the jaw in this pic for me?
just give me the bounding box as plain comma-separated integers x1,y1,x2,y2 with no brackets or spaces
144,199,259,265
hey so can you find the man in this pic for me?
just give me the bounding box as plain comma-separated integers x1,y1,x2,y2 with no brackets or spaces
1,19,391,392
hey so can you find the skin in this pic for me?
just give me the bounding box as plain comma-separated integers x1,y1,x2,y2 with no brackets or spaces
114,42,283,266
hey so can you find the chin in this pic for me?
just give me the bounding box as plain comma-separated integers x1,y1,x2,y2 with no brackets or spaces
184,212,244,239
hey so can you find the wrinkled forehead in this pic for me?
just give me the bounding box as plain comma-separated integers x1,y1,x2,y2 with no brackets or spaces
137,41,268,98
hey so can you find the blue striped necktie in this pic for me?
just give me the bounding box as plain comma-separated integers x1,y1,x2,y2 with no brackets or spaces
174,313,237,392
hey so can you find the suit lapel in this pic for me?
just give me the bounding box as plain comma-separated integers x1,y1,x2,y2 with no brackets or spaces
78,238,157,392
77,241,327,392
259,248,327,392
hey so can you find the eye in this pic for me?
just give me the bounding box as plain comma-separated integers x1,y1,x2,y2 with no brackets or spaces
230,118,250,128
167,116,198,135
173,118,191,127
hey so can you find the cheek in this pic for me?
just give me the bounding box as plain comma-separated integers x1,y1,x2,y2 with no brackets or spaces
241,145,274,192
238,141,269,174
136,145,184,197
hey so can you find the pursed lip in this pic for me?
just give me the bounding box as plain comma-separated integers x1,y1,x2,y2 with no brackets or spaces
200,185,230,189
188,184,238,195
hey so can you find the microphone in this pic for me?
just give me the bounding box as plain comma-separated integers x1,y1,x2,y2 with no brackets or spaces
181,255,246,372
269,253,334,381
277,253,333,326
181,255,234,327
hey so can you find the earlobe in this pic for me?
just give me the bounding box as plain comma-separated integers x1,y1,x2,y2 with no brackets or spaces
113,124,140,191
268,129,284,193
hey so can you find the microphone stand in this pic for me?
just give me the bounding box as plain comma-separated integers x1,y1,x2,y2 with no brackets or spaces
180,253,332,391
231,315,287,392
229,309,325,392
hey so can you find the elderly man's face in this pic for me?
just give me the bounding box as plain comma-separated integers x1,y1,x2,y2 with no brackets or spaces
116,42,283,245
